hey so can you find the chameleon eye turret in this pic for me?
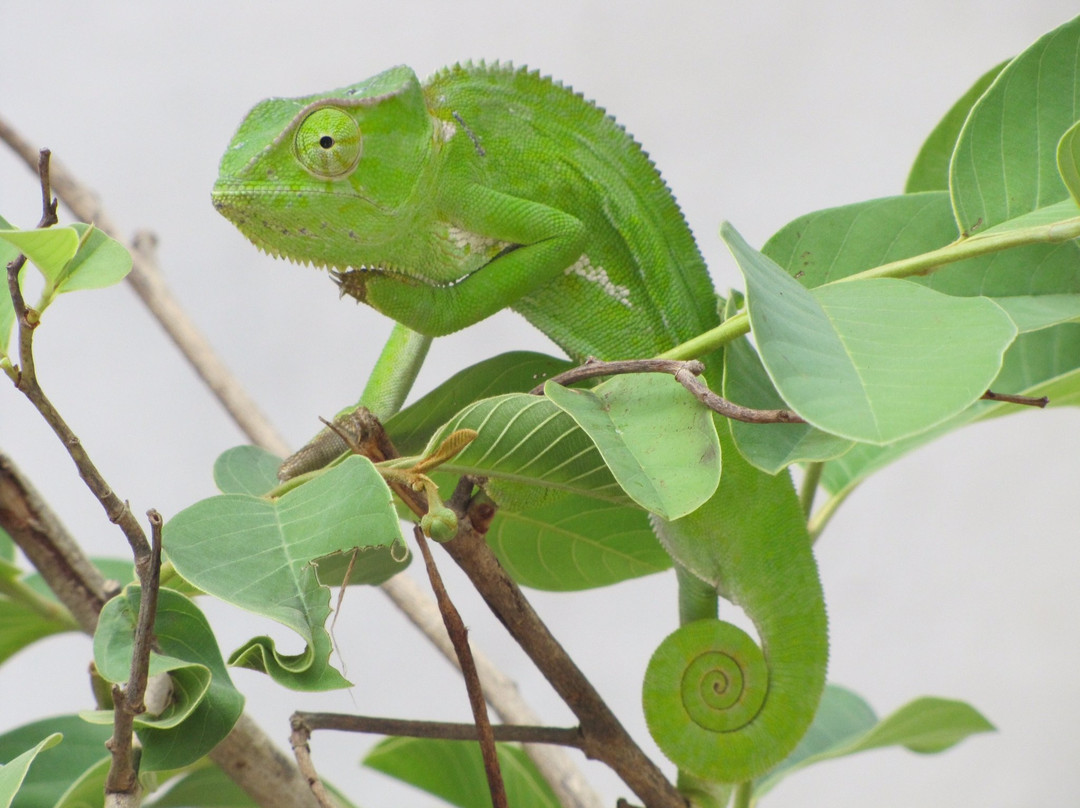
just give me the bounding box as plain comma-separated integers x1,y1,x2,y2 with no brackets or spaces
293,106,362,179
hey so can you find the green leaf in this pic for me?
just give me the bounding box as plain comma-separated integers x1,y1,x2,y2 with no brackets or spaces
906,62,1007,193
51,224,132,293
723,336,853,474
0,594,74,666
951,16,1080,234
421,393,628,510
386,351,574,456
213,445,282,495
0,227,79,283
764,192,1080,304
91,586,245,770
0,528,14,563
1058,119,1080,207
308,545,411,587
993,294,1080,333
147,765,258,807
756,689,994,796
544,373,720,519
0,733,62,808
53,756,109,808
165,456,403,690
488,495,670,590
0,716,111,808
364,737,559,808
726,222,1017,443
820,322,1080,505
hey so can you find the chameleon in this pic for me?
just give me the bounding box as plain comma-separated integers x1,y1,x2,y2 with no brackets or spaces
212,62,827,785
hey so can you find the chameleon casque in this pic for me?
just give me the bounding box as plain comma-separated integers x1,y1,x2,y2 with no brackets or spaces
213,62,827,786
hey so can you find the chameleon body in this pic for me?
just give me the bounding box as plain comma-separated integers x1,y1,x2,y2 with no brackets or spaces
213,63,826,784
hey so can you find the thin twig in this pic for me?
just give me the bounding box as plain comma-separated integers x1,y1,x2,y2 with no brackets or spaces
532,356,807,425
293,712,584,747
289,718,341,808
981,389,1049,408
414,524,508,808
105,510,162,800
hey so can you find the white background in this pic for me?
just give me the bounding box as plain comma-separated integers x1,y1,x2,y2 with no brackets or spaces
2,2,1080,806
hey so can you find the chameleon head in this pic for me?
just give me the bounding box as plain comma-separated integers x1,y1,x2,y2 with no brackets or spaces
211,66,440,278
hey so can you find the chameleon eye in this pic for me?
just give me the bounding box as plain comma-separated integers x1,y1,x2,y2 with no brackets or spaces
293,107,362,179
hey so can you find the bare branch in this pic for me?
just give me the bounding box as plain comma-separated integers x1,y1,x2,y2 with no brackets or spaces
414,525,508,808
294,712,584,748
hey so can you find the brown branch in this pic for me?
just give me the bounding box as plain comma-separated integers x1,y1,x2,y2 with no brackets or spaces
294,712,584,747
440,517,686,808
289,718,341,808
413,525,508,808
344,415,684,808
532,356,806,425
6,151,151,561
982,389,1049,408
0,455,111,632
105,511,162,801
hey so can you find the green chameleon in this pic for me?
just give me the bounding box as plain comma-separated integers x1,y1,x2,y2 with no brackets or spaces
212,62,827,786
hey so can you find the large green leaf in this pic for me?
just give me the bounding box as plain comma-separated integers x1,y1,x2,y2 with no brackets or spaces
386,351,574,456
545,373,720,519
420,393,627,510
89,587,244,771
723,335,853,474
0,716,110,808
906,62,1008,193
726,223,1018,444
0,734,62,808
754,686,994,796
211,446,410,586
147,767,256,807
487,494,670,590
364,737,559,808
165,456,403,690
951,15,1080,234
820,322,1080,506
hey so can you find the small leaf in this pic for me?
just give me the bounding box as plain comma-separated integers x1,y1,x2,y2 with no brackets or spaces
364,737,560,808
545,373,720,519
213,445,283,495
0,227,79,283
92,587,245,770
52,223,132,292
725,222,1018,444
165,456,403,690
0,733,62,808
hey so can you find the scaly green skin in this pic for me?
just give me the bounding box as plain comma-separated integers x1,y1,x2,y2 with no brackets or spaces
213,62,826,784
